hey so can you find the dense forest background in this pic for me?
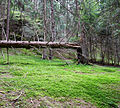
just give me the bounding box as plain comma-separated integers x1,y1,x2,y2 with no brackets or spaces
0,0,120,65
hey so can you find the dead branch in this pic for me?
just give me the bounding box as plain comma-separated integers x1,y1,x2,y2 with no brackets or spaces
12,90,23,103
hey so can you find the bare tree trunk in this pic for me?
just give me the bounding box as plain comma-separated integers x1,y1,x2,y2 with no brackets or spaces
49,0,55,60
89,36,92,60
77,47,89,64
100,39,105,64
1,3,6,40
6,0,11,64
42,0,47,59
81,23,88,59
75,0,79,37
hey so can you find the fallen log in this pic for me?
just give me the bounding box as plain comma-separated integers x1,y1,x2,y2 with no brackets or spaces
0,40,88,64
0,40,81,49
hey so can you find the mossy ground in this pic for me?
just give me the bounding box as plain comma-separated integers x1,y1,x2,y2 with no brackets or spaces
0,49,120,108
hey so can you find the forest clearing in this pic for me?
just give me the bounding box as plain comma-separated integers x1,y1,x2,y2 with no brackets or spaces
0,0,120,108
0,49,120,108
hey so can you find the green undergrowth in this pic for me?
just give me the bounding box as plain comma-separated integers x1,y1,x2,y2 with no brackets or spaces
0,49,120,108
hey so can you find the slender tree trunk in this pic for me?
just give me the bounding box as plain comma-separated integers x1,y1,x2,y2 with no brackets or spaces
77,48,82,64
50,0,55,41
42,0,47,59
49,0,55,60
89,36,92,60
75,0,79,37
100,39,105,64
6,0,11,64
81,23,88,58
6,0,10,41
1,3,5,40
93,40,96,61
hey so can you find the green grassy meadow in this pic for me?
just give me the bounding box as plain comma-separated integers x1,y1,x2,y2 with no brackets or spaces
0,49,120,108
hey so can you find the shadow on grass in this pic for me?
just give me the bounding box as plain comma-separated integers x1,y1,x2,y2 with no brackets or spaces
45,63,67,67
0,61,68,67
102,69,116,72
0,62,35,66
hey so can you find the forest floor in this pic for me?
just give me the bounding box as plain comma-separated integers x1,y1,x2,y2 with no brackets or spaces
0,49,120,108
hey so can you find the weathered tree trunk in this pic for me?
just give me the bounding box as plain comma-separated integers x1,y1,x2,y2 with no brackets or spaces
77,48,89,64
75,0,79,37
77,48,82,64
81,23,89,59
6,0,10,42
1,3,5,40
6,0,11,64
0,41,81,49
49,0,55,60
42,0,47,59
100,44,105,64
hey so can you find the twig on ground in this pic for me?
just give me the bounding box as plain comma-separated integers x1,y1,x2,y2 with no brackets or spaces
12,90,23,103
24,72,28,78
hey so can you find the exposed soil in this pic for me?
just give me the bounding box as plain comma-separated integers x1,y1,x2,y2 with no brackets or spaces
0,90,97,108
0,90,25,108
74,71,106,75
64,68,106,75
26,96,96,108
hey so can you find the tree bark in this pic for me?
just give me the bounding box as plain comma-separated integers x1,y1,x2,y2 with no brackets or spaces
81,23,89,59
49,0,55,60
6,0,11,64
0,41,81,49
6,0,10,42
77,47,89,64
42,0,47,59
75,0,79,37
1,3,5,40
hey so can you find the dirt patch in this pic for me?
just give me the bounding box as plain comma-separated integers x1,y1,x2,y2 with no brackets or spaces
73,70,105,75
64,68,105,75
64,69,88,75
0,90,25,108
0,95,96,108
0,74,13,78
26,96,96,108
74,71,89,74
